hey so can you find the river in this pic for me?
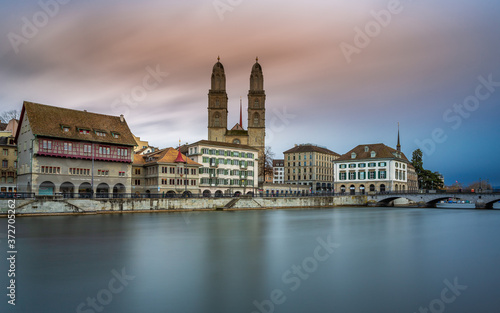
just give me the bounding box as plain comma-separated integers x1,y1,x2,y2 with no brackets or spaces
1,207,499,313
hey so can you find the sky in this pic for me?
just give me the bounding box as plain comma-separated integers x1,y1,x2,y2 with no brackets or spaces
1,0,499,186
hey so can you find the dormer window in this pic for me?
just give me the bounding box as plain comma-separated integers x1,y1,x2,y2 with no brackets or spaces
79,128,90,135
61,125,70,132
351,152,356,159
371,151,376,158
364,146,369,152
111,132,120,139
95,130,106,137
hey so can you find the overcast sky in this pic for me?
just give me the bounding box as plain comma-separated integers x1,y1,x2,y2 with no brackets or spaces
1,0,499,186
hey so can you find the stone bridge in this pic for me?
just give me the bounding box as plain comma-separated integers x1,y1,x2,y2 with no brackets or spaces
367,192,500,209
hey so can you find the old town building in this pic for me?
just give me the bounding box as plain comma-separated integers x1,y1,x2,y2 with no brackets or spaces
185,140,259,197
333,142,418,194
0,119,17,193
284,144,340,193
272,159,284,184
15,101,136,196
132,147,201,196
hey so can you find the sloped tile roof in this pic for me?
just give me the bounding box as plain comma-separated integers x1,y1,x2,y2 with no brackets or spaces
134,147,201,166
20,101,137,146
335,143,410,162
284,144,340,156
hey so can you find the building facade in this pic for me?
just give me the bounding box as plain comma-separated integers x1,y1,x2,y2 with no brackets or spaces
207,57,266,183
272,159,284,184
333,143,418,194
185,140,259,196
0,135,17,193
15,101,136,197
284,144,340,193
132,147,201,196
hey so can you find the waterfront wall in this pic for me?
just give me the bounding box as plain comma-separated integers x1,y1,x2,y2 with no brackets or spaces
0,195,368,215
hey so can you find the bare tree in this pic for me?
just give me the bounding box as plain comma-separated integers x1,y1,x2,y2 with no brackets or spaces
1,110,20,123
466,180,492,192
259,146,275,185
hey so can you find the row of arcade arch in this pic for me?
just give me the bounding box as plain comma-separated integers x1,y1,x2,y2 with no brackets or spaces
38,181,126,198
339,184,407,194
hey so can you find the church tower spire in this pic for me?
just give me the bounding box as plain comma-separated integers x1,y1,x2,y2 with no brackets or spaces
397,122,401,152
208,57,228,142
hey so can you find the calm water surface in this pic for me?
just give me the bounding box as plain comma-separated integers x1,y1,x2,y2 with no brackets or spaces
1,207,500,313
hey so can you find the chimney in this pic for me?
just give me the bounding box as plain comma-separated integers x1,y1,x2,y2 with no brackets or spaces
120,114,124,122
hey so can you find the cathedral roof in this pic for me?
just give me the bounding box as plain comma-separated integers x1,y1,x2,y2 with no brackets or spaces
213,61,224,71
252,62,262,72
213,56,225,72
230,123,244,131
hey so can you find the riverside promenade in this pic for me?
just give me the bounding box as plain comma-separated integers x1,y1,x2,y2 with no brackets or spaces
1,195,365,215
1,191,499,215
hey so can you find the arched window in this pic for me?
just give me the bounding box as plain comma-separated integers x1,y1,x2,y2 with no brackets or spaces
214,112,221,127
254,99,259,108
233,139,240,144
253,113,260,126
215,99,220,107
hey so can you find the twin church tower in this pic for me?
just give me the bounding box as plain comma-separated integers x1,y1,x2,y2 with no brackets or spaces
208,57,266,159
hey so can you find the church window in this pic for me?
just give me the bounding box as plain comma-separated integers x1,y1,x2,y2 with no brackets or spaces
253,113,260,126
254,99,259,108
215,99,220,107
214,113,221,127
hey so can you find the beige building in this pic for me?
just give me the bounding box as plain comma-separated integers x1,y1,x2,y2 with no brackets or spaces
133,134,158,154
207,57,266,183
333,143,418,194
132,147,201,196
284,144,340,193
184,140,259,197
0,126,17,193
15,101,136,197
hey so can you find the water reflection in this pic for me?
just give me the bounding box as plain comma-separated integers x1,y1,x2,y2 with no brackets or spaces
2,208,500,313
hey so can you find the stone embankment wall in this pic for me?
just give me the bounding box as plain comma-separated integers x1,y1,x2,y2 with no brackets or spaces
0,195,368,215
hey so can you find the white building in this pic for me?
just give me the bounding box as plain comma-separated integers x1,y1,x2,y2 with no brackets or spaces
333,143,417,194
185,140,259,197
272,159,284,184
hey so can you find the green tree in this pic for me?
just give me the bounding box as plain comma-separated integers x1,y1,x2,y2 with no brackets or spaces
411,149,443,190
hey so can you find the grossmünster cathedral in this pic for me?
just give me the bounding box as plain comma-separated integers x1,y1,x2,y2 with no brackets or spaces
207,57,266,160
